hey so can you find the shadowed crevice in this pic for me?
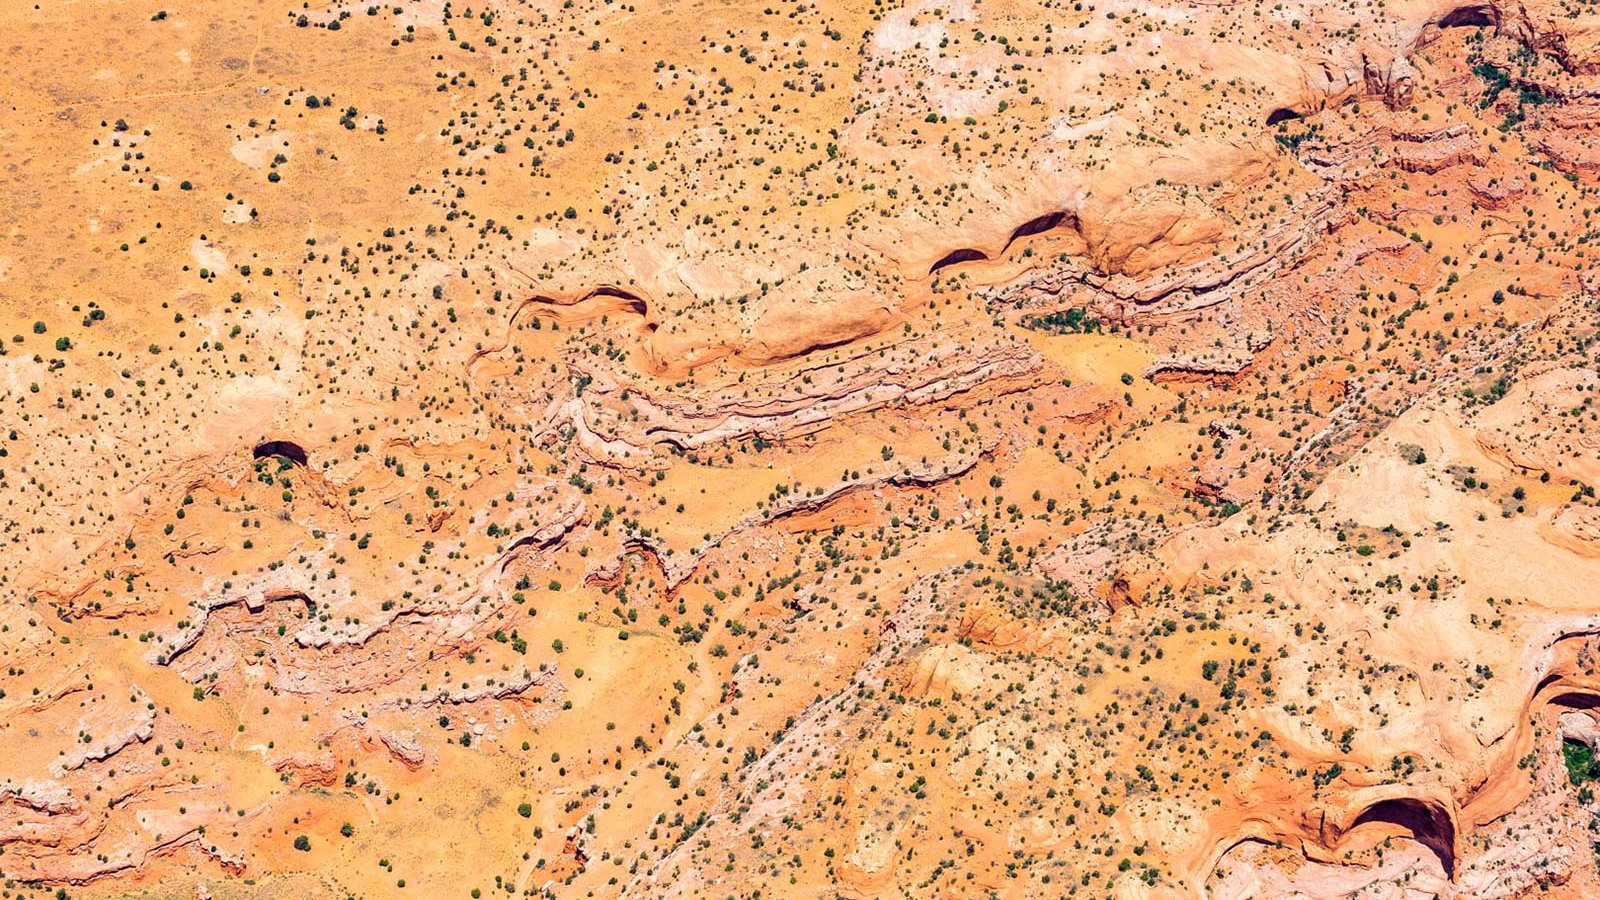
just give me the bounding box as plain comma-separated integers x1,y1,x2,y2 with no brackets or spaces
253,440,308,467
928,247,989,275
1350,798,1456,878
1438,4,1498,28
1266,107,1304,126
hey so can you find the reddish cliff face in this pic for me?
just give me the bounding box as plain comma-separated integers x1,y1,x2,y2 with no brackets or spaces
1,0,1600,897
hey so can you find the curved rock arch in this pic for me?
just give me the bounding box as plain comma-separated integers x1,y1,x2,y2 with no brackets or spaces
1345,796,1457,878
253,440,308,467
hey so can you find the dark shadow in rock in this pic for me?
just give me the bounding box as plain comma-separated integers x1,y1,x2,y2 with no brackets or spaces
254,440,308,466
1350,798,1455,879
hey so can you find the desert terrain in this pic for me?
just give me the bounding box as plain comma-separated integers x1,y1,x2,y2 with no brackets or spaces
1,0,1600,897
